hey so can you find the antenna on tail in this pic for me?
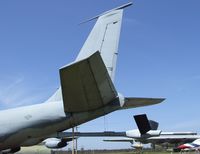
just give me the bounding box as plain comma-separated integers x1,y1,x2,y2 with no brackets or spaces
79,2,133,24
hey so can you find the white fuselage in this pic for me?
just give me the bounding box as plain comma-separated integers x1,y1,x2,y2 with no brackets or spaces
0,100,120,150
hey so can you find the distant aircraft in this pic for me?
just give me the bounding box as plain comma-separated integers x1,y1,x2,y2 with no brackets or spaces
104,115,200,148
176,139,200,152
104,114,200,146
0,2,165,154
60,114,199,149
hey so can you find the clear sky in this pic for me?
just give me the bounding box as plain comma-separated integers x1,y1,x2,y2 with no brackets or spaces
0,0,200,150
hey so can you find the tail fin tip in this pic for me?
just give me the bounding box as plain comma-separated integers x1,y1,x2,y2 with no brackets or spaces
79,2,133,25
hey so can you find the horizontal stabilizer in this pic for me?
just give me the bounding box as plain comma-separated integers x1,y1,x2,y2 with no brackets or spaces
122,97,165,109
149,120,159,130
60,51,117,113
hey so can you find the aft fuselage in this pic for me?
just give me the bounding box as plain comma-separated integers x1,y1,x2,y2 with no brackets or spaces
0,100,120,150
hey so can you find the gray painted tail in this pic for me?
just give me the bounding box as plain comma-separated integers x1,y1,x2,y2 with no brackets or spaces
75,8,124,82
46,3,132,103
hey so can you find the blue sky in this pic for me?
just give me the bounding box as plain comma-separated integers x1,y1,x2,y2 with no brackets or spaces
0,0,200,150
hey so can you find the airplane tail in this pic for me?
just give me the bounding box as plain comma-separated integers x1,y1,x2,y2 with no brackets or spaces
47,3,164,113
134,114,159,135
75,4,128,81
46,3,128,104
57,3,132,113
134,114,152,135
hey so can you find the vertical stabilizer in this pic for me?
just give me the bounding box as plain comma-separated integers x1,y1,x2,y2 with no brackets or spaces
134,114,159,135
76,9,124,81
134,114,151,135
47,3,132,104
